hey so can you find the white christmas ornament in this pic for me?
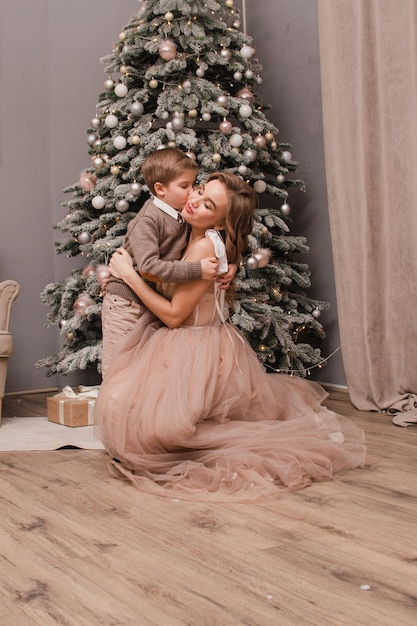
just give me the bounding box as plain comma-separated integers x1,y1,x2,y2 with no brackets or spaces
114,83,128,98
105,114,118,128
92,195,106,210
239,104,252,118
281,151,292,162
240,45,253,59
229,134,243,148
113,136,127,150
253,180,267,193
281,202,291,215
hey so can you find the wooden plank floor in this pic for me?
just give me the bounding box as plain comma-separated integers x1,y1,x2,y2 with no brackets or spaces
1,389,416,625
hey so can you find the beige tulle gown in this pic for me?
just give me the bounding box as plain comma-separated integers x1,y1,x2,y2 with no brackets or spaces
94,232,366,501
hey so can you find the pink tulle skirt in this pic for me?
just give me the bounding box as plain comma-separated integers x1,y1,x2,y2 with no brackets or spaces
94,317,366,501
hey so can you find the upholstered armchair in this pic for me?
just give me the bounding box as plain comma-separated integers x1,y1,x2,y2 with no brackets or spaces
0,280,20,421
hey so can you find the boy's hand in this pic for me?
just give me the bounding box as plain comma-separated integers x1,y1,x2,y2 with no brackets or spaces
201,257,219,281
217,263,237,290
109,248,134,280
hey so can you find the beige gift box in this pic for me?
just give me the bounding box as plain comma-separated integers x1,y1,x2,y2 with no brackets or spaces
47,391,96,428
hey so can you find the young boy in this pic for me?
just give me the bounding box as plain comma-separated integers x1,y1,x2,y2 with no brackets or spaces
101,148,220,377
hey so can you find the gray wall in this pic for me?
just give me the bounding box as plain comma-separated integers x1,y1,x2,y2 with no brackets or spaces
0,0,346,394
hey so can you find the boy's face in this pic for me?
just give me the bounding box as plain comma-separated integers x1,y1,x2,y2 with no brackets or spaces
156,171,197,210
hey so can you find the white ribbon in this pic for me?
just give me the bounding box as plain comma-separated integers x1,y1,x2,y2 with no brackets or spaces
58,398,95,425
62,385,100,399
59,386,99,425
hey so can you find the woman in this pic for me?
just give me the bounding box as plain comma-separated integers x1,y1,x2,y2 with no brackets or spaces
94,172,366,501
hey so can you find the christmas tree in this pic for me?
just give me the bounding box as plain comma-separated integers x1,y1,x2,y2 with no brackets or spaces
37,0,328,378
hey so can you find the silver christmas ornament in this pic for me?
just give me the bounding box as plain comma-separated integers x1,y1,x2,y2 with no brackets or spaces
91,117,100,129
281,202,291,216
130,101,144,116
243,148,257,162
281,150,292,162
116,199,129,213
171,116,185,131
77,231,91,244
130,182,142,195
246,255,259,269
217,95,228,107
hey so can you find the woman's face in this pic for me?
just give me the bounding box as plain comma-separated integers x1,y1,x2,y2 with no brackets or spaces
181,179,229,230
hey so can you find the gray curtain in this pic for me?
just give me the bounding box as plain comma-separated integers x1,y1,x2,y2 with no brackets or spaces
318,0,417,425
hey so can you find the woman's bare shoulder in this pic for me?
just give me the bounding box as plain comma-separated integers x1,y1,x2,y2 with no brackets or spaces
193,236,215,256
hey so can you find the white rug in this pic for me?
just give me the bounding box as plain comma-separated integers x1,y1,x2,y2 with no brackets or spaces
0,417,105,451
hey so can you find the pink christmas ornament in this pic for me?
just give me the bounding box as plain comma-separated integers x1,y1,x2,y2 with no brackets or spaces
73,293,95,316
237,87,254,103
159,39,177,61
253,248,271,268
79,172,96,191
82,264,96,278
219,120,232,134
95,264,111,285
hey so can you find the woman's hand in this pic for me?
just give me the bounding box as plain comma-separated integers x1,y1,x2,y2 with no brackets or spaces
108,248,136,281
217,263,237,290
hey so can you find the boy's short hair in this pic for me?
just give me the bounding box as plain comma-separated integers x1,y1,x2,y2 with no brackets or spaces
142,148,198,194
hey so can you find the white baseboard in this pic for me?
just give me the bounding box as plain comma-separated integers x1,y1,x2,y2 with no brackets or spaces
320,382,349,393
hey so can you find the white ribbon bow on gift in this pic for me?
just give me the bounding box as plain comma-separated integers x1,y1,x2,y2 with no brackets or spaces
62,385,100,399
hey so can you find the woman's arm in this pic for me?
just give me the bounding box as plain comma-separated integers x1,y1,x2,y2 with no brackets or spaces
109,243,214,329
